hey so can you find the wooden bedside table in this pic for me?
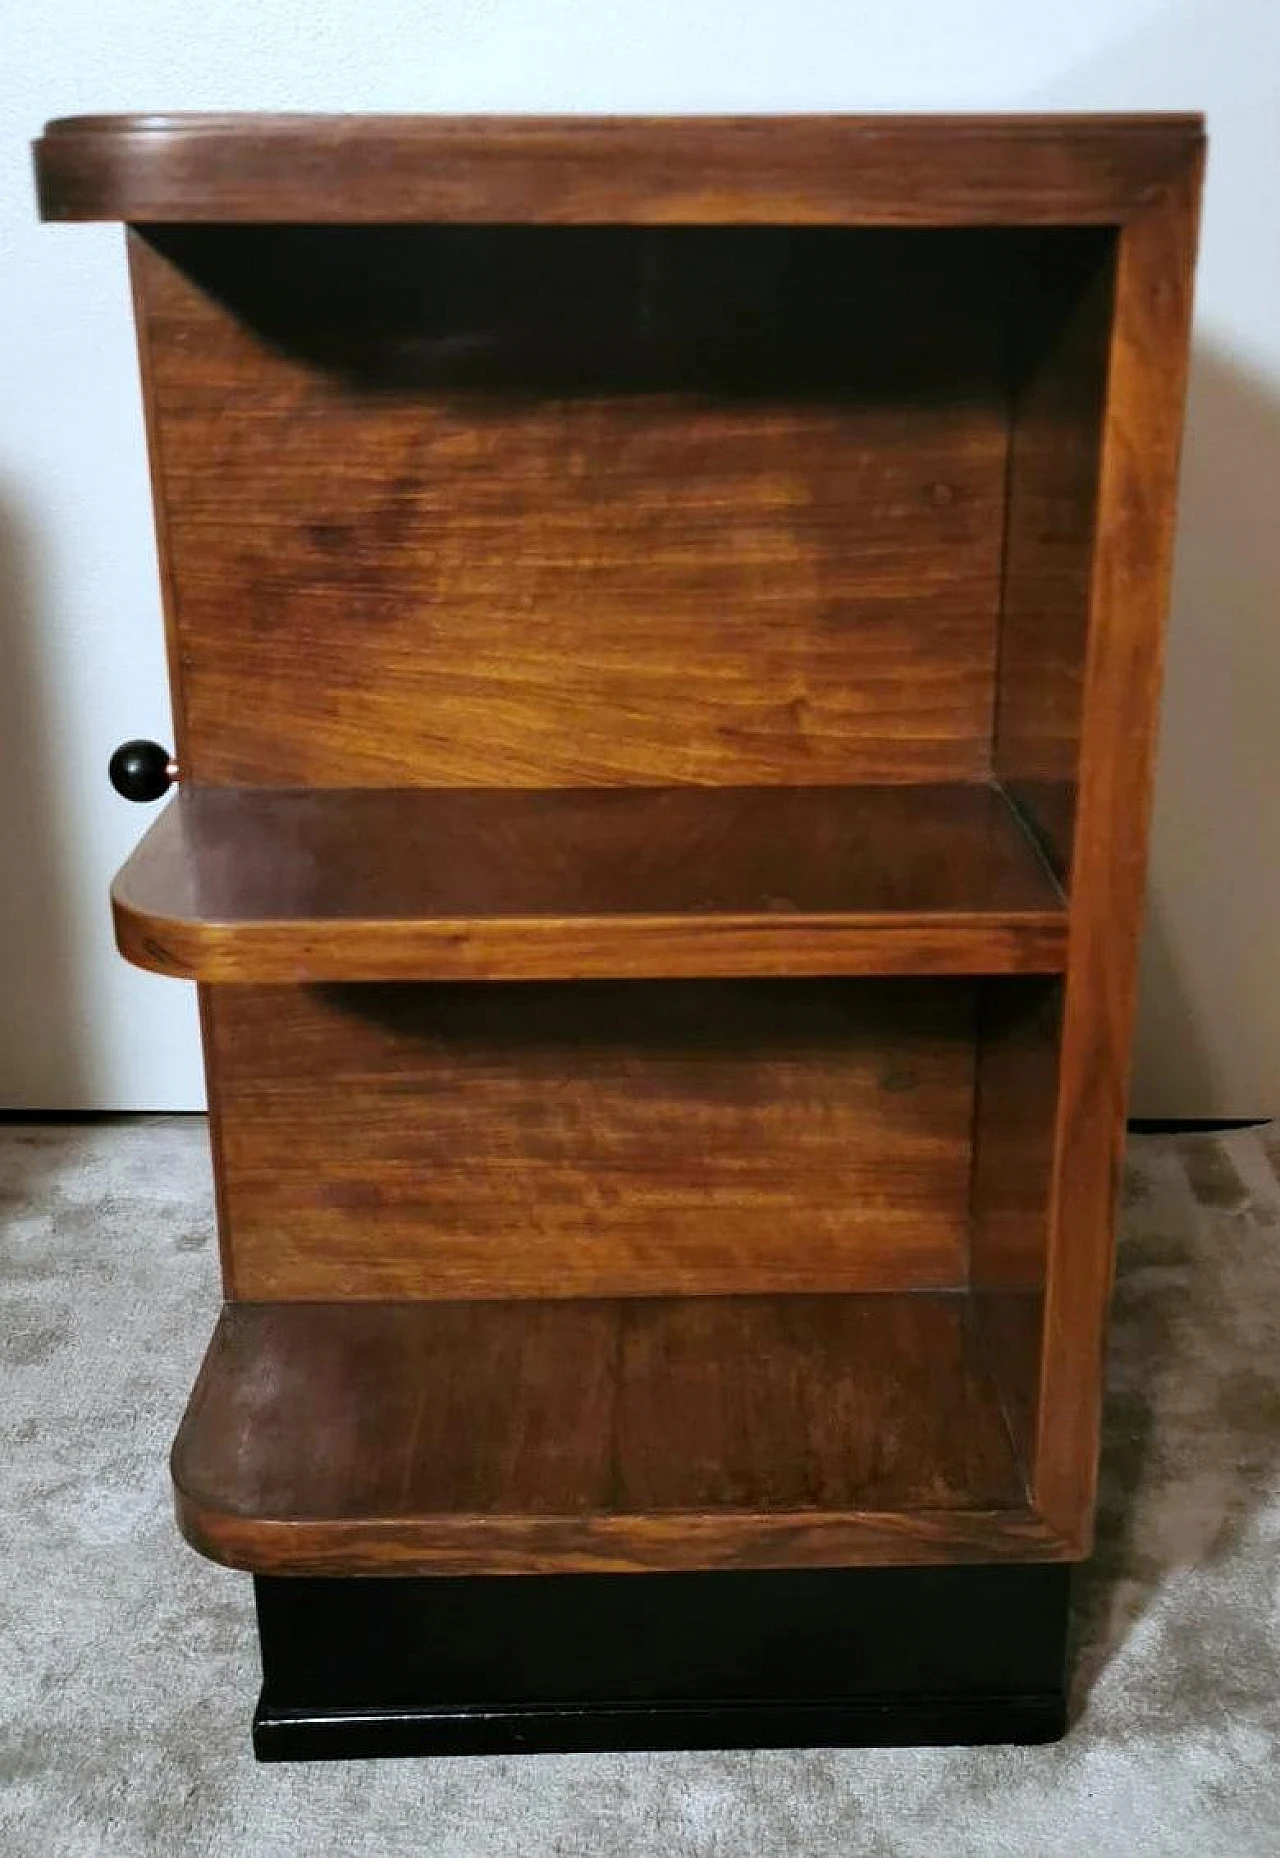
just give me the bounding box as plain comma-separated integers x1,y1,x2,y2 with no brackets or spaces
35,111,1203,1758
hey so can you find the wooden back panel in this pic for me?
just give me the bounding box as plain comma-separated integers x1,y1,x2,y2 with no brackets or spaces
205,979,975,1300
128,225,1027,787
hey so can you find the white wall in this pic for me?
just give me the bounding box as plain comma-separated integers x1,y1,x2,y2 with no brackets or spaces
2,0,1276,1112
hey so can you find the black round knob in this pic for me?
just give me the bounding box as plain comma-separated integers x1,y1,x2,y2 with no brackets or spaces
108,740,175,802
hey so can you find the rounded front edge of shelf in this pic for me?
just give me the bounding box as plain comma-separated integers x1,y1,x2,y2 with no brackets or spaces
110,891,200,982
111,897,1070,986
170,1487,1074,1580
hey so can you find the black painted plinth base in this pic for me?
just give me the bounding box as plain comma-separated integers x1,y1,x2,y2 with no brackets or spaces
251,1563,1070,1760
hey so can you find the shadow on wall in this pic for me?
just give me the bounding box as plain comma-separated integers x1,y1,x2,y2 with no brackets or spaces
1132,345,1280,1117
0,497,90,1104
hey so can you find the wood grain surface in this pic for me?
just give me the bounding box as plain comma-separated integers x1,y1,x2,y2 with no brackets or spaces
995,233,1116,881
1032,147,1204,1547
36,113,1202,226
969,979,1064,1475
112,784,1068,983
44,112,1204,1583
127,225,1013,789
170,1294,1059,1574
204,979,975,1300
970,978,1063,1293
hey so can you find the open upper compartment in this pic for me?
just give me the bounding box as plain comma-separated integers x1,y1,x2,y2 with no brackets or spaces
119,215,1111,786
104,210,1124,974
35,114,1204,979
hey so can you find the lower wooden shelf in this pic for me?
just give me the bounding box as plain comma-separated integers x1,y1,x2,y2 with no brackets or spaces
171,1293,1063,1575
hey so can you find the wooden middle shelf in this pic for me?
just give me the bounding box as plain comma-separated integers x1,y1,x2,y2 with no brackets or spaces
114,782,1066,982
172,1293,1061,1575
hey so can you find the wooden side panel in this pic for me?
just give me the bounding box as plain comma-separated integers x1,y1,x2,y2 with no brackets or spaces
205,980,977,1300
969,978,1064,1473
129,226,1014,788
970,980,1063,1292
994,234,1115,879
1033,157,1204,1546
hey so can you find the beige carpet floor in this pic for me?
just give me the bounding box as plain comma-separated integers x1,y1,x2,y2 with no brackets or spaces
2,1117,1278,1857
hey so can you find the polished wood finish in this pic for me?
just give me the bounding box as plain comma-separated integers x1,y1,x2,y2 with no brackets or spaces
35,113,1200,226
970,980,1063,1292
205,980,975,1301
126,225,1013,790
112,785,1067,984
1032,153,1204,1545
171,1296,1057,1575
973,1292,1044,1491
994,234,1115,880
44,115,1203,1616
969,980,1063,1471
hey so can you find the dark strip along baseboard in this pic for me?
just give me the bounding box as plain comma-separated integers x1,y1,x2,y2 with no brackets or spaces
252,1564,1071,1761
0,1109,206,1123
1127,1118,1269,1134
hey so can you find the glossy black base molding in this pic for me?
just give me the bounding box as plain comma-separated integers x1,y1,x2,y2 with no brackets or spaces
252,1564,1071,1760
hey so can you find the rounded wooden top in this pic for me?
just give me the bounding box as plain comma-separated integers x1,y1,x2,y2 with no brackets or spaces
33,112,1204,226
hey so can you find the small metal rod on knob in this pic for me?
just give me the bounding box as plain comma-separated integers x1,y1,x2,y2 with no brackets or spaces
108,740,178,802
